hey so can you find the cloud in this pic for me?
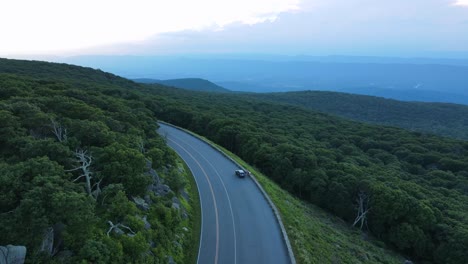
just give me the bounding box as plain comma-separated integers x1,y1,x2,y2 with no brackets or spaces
0,0,300,55
454,0,468,6
99,0,468,57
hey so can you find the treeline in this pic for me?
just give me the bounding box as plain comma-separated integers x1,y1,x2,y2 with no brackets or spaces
0,67,193,263
250,90,468,140
147,86,468,264
2,58,467,263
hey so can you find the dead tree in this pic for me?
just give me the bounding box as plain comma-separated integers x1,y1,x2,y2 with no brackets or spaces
106,221,136,237
353,191,370,230
67,149,101,200
50,119,67,143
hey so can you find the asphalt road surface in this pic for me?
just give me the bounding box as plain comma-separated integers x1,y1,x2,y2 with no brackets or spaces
158,123,290,264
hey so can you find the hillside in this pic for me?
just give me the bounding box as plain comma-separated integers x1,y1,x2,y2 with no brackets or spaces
0,59,199,263
134,77,230,93
248,90,468,140
147,85,468,264
2,58,467,263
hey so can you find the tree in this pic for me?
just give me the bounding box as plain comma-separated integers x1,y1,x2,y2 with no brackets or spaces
67,149,101,200
352,191,370,230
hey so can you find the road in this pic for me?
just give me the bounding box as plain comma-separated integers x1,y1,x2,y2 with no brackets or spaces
157,123,290,264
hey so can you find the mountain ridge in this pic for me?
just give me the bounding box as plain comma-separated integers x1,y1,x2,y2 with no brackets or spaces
134,77,230,93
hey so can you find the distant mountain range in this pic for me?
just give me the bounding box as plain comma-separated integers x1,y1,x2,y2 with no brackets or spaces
134,78,230,93
61,55,468,105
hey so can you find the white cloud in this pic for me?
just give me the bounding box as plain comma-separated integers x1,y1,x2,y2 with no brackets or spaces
454,0,468,6
0,0,300,55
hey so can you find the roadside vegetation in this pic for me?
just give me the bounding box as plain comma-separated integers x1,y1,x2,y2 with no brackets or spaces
170,128,405,263
0,60,199,263
149,86,468,264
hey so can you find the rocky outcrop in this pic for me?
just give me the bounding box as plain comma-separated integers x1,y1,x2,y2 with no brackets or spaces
0,245,26,264
132,197,150,211
172,197,181,210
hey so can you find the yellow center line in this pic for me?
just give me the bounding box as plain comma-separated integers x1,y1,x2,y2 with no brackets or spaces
168,138,220,264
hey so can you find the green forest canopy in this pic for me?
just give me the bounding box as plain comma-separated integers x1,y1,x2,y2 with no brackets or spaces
250,90,468,140
0,60,194,263
1,58,467,263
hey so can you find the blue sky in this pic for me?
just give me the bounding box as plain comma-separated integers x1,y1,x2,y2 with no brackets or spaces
1,0,468,57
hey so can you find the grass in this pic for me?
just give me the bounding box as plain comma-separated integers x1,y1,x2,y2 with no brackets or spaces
177,159,201,264
187,134,405,264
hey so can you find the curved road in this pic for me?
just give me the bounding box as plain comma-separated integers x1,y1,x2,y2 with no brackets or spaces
158,123,290,264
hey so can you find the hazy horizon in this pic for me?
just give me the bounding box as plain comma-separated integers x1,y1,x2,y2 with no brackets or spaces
2,0,468,58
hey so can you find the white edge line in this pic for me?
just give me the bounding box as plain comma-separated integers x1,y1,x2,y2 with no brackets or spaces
178,138,238,264
163,133,204,264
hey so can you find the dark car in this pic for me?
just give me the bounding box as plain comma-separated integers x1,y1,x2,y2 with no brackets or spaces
235,169,246,178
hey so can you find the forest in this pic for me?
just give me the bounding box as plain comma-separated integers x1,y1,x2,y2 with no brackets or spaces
250,90,468,140
146,86,468,264
0,59,198,263
1,58,467,263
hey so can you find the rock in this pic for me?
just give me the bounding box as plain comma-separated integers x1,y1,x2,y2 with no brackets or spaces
178,167,185,173
137,215,151,230
155,184,171,196
148,168,160,185
182,227,189,232
172,197,181,210
0,245,27,264
168,255,176,264
181,188,190,201
40,227,54,256
144,194,152,205
132,196,150,211
181,211,188,220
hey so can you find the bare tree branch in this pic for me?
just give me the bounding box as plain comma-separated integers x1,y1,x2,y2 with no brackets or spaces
50,118,67,143
72,174,85,182
106,221,136,237
353,191,371,230
67,149,101,200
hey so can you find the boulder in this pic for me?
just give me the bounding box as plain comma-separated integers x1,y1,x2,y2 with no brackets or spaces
144,194,152,205
180,188,190,201
0,245,27,264
132,196,150,211
168,255,176,264
137,215,151,230
155,184,171,196
172,197,181,210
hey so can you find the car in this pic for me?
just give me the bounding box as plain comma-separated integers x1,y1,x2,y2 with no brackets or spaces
235,169,246,178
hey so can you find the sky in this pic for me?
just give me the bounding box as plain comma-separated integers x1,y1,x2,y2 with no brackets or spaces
1,0,468,57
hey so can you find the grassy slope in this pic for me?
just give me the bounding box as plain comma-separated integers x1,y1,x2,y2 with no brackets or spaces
178,157,201,264
249,91,468,140
174,129,404,264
